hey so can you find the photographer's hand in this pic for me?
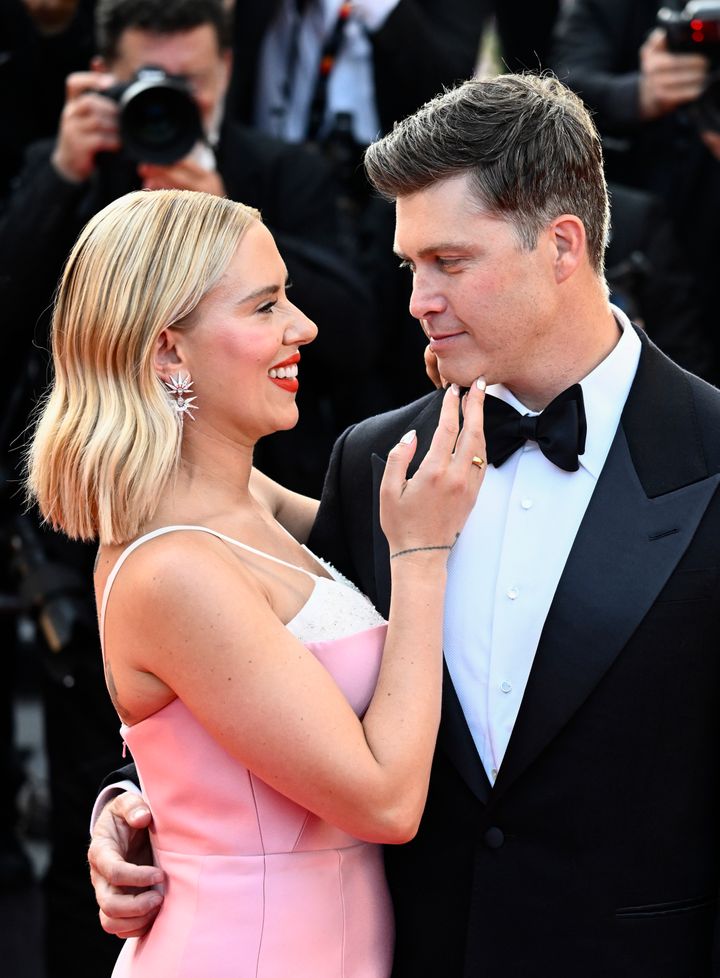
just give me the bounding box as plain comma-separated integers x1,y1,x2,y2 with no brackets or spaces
639,28,709,120
22,0,80,34
700,129,720,160
51,71,121,183
137,157,226,196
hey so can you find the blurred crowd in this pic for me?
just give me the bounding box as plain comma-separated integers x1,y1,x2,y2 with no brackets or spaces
1,0,719,975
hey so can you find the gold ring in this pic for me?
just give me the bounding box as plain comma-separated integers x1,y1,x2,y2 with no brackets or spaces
471,456,485,469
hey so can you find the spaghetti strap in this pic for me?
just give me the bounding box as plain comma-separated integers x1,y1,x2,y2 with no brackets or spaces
98,524,322,645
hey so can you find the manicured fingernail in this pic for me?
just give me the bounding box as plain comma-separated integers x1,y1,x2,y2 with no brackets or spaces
399,429,416,445
132,807,150,820
476,376,486,391
450,383,460,396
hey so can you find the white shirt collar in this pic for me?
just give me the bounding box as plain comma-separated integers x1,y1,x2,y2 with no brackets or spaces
487,304,641,479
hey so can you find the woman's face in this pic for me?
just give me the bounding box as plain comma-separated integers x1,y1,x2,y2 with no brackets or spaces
174,222,317,443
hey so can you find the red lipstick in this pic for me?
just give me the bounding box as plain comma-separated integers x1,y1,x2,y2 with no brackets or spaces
269,353,300,393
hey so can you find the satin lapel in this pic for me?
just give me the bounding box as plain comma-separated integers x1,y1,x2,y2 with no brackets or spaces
493,342,720,800
438,661,493,804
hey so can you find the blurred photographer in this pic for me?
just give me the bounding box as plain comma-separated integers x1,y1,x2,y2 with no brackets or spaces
1,0,378,496
639,19,711,121
552,0,720,383
51,3,231,194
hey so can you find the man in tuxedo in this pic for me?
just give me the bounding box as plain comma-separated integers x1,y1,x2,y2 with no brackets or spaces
89,73,720,976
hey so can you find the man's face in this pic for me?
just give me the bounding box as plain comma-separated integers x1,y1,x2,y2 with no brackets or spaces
103,25,231,134
394,172,561,392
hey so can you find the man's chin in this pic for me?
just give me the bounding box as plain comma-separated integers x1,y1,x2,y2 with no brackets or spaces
441,368,491,389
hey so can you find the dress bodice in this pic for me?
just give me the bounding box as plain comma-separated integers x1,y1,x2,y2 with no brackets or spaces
102,525,394,978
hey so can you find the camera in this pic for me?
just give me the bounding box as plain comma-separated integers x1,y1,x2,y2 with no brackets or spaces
658,1,720,54
658,1,720,130
104,66,203,164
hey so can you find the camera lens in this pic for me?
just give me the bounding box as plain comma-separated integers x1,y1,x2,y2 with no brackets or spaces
118,74,203,164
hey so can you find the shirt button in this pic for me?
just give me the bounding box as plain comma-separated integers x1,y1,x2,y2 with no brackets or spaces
506,586,519,600
500,680,512,694
521,498,533,510
491,768,498,780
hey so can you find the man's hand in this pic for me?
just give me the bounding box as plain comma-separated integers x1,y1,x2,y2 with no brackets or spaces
639,28,709,120
51,71,121,183
88,791,164,938
137,158,226,196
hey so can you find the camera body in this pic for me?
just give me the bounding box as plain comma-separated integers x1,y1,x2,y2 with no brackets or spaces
658,2,720,57
104,66,203,164
657,2,720,130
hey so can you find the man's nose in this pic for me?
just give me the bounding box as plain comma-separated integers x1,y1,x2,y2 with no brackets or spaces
408,276,445,321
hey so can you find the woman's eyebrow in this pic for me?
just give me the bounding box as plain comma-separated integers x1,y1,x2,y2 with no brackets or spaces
236,275,291,306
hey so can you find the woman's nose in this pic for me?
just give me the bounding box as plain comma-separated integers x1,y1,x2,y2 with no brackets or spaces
285,304,318,345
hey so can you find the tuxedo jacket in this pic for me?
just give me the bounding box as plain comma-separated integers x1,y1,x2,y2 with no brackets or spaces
307,331,720,978
227,0,486,136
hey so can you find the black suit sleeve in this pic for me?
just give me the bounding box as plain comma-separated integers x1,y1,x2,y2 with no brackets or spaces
99,764,139,792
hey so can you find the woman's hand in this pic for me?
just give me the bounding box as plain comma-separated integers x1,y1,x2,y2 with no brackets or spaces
379,378,487,559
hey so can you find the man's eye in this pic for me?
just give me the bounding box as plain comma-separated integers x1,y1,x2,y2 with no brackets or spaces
258,301,277,314
398,259,414,272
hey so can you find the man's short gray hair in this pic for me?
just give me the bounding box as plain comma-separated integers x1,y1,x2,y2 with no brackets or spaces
364,73,610,276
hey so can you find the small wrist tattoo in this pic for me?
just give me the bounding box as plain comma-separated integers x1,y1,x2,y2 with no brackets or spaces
390,544,453,560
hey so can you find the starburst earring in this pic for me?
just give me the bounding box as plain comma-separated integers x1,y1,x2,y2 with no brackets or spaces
164,373,198,423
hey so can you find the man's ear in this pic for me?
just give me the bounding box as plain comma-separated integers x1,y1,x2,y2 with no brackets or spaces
548,215,586,284
154,328,187,381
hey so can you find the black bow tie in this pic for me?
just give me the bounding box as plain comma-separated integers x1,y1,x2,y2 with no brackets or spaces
482,384,587,471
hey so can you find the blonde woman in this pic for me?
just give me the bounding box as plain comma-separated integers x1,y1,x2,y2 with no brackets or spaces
28,188,487,977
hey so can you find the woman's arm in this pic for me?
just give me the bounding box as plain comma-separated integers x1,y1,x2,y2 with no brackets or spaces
110,382,486,844
249,466,318,543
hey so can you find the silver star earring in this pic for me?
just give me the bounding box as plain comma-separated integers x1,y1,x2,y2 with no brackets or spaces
164,373,198,423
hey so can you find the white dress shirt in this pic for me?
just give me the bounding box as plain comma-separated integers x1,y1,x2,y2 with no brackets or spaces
254,0,399,144
443,307,642,784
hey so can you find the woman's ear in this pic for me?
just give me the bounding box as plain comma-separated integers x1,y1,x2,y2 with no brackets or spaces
153,328,187,381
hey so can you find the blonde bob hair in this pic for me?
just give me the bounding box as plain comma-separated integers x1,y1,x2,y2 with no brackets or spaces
27,189,260,546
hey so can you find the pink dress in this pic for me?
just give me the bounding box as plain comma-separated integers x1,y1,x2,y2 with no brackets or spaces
100,525,394,978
